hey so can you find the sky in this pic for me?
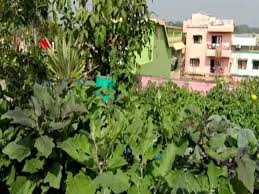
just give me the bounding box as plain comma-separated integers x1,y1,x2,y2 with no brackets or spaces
148,0,259,27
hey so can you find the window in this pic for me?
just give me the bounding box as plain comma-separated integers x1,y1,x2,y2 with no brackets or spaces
193,35,202,44
238,60,247,70
212,36,222,44
190,58,200,66
253,60,259,70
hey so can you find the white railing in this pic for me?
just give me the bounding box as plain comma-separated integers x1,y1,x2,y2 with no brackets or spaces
207,43,230,50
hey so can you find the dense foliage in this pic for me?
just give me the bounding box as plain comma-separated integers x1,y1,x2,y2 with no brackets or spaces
0,79,259,193
0,0,152,100
234,24,259,34
0,0,49,107
1,0,259,194
52,0,153,84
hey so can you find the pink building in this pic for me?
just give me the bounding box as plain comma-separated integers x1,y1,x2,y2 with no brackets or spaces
183,13,234,78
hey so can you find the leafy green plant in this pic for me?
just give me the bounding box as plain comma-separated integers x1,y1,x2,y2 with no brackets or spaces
1,80,259,193
6,1,259,193
0,83,89,193
52,0,153,85
0,0,49,27
0,6,49,108
45,35,87,82
0,37,48,107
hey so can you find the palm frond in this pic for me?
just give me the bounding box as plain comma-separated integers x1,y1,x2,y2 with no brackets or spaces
45,35,86,82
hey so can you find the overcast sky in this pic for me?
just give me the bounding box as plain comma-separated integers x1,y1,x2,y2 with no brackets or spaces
148,0,259,27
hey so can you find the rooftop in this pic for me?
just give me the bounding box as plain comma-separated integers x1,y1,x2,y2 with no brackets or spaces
150,18,182,30
232,34,257,46
150,18,166,26
183,13,234,32
234,34,256,38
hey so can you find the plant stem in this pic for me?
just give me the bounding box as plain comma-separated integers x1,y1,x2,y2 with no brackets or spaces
154,180,161,194
93,139,103,174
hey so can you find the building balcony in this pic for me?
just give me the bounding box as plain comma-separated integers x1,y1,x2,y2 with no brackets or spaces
207,43,231,58
207,25,234,33
168,36,182,44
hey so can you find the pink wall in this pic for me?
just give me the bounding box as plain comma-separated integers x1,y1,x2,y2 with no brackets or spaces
140,76,216,93
184,28,208,74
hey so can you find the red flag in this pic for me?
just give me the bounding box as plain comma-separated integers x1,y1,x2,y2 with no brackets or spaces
39,40,51,49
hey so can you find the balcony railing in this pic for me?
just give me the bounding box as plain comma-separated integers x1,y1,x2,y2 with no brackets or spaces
207,25,234,32
207,43,231,58
168,36,182,44
207,43,230,50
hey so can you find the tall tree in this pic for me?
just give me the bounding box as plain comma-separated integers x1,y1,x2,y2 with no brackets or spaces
52,0,153,85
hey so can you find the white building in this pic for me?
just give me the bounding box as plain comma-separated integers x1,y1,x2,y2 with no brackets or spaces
230,34,259,77
232,34,256,48
231,51,259,77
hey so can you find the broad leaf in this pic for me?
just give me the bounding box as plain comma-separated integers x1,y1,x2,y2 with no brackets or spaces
190,145,203,164
209,133,227,150
66,171,96,194
35,136,55,158
237,155,256,193
94,170,130,194
238,128,257,153
218,177,235,194
0,157,11,168
33,84,54,113
152,142,178,177
183,171,202,192
128,185,151,194
10,176,36,194
2,138,31,162
166,170,201,193
204,146,237,162
107,144,127,170
49,120,72,130
1,108,36,128
107,155,127,171
31,96,41,117
41,186,50,194
206,115,230,132
58,134,91,164
22,158,45,174
197,175,210,192
61,96,87,119
140,117,158,159
231,177,250,194
127,172,152,194
207,161,228,189
6,165,16,186
44,162,63,189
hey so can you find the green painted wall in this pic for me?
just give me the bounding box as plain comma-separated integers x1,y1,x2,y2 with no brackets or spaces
138,25,172,79
135,34,154,65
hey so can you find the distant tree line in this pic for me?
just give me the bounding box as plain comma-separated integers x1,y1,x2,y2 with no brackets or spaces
234,24,259,34
166,21,183,27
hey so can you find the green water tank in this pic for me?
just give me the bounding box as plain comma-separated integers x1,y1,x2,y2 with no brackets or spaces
96,76,115,102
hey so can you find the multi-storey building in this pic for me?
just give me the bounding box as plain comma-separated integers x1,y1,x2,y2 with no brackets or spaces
183,13,234,79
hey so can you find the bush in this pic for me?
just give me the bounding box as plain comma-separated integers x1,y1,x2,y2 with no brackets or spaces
0,80,259,193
